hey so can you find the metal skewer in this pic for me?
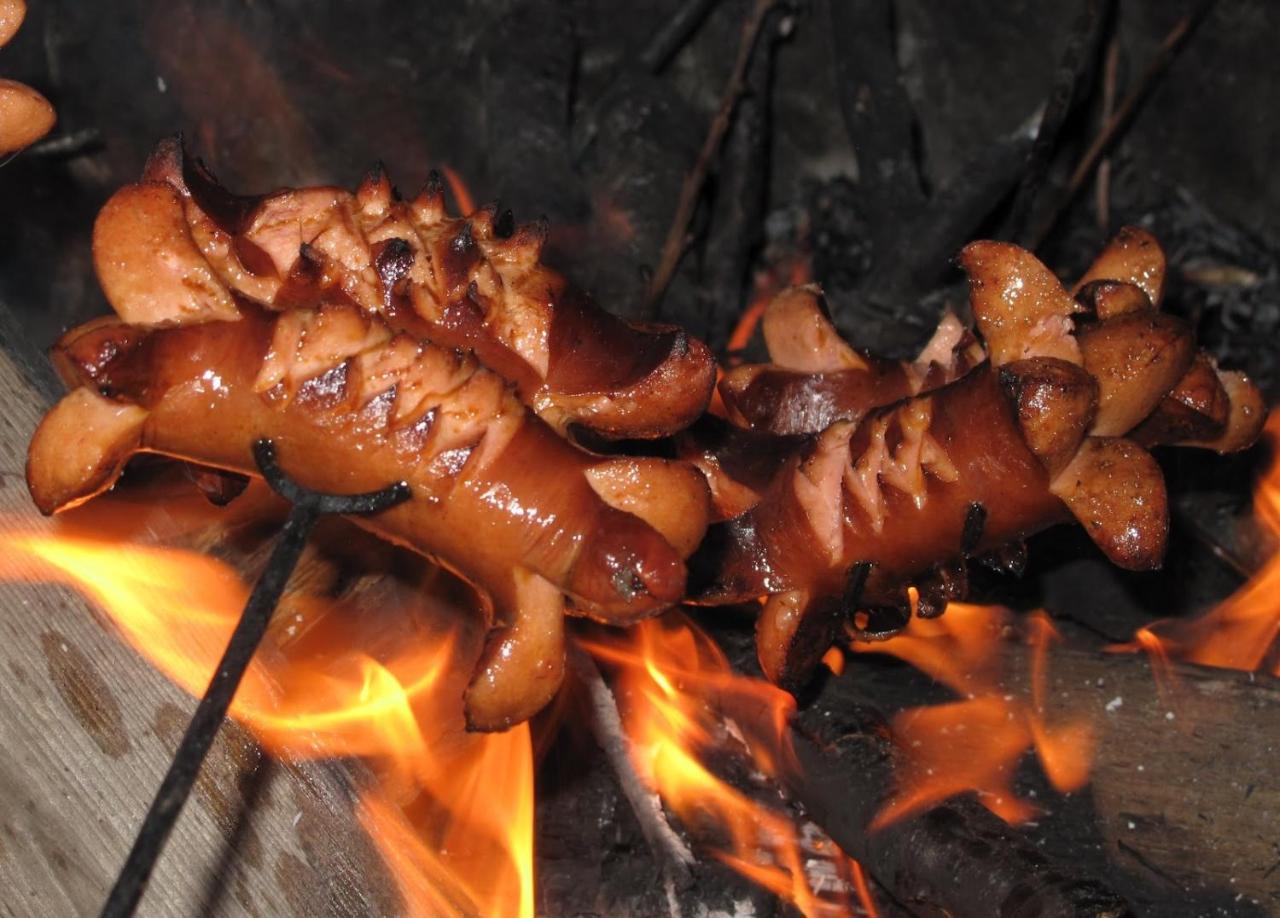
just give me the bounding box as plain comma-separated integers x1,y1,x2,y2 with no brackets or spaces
99,439,411,918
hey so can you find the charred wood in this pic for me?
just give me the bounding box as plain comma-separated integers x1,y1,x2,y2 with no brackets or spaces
479,1,583,223
645,0,781,315
707,622,1133,918
1028,4,1213,250
697,1,785,349
826,0,926,235
1007,0,1115,243
640,0,724,74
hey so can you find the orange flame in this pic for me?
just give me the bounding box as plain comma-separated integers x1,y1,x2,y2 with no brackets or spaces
710,255,813,418
440,165,476,217
1255,411,1280,538
725,255,813,361
852,601,1010,696
853,604,1094,828
1114,410,1280,677
0,507,534,918
583,614,877,916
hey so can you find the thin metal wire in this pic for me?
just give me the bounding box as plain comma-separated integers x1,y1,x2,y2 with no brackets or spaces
99,439,410,918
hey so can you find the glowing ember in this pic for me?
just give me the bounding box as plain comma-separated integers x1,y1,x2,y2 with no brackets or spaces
852,604,1094,827
0,499,534,918
583,613,877,916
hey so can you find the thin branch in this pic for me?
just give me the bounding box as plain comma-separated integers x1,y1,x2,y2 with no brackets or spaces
645,0,780,314
566,640,696,889
1007,0,1114,243
640,0,725,73
1094,32,1121,230
1028,3,1215,250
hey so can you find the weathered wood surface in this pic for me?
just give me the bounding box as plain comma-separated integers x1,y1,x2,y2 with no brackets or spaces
0,306,406,918
1034,643,1280,914
807,630,1280,916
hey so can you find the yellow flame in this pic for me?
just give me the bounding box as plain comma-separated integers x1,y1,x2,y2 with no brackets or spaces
1114,410,1280,678
0,520,534,918
1255,412,1280,539
583,614,877,916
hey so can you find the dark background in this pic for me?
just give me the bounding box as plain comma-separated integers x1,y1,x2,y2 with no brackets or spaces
2,3,1278,914
1,0,1277,385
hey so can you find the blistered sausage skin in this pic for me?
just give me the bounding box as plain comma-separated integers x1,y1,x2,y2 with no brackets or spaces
695,231,1268,689
93,139,716,439
27,303,708,730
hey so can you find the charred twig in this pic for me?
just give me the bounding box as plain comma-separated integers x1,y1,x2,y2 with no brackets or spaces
646,0,780,313
98,440,410,918
1007,0,1114,243
1028,3,1215,250
567,640,696,889
640,0,724,73
1095,33,1121,230
27,126,103,159
827,0,926,243
699,1,783,349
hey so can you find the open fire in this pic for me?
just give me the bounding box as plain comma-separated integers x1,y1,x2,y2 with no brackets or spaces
2,2,1278,914
1113,412,1280,679
0,484,535,916
850,603,1095,828
1,478,879,914
0,399,1274,913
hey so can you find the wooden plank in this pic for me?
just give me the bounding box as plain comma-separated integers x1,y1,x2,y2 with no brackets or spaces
805,623,1280,915
0,304,404,917
1032,643,1280,913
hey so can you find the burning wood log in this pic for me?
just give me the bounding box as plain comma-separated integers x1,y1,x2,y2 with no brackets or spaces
1029,640,1280,910
796,631,1280,914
